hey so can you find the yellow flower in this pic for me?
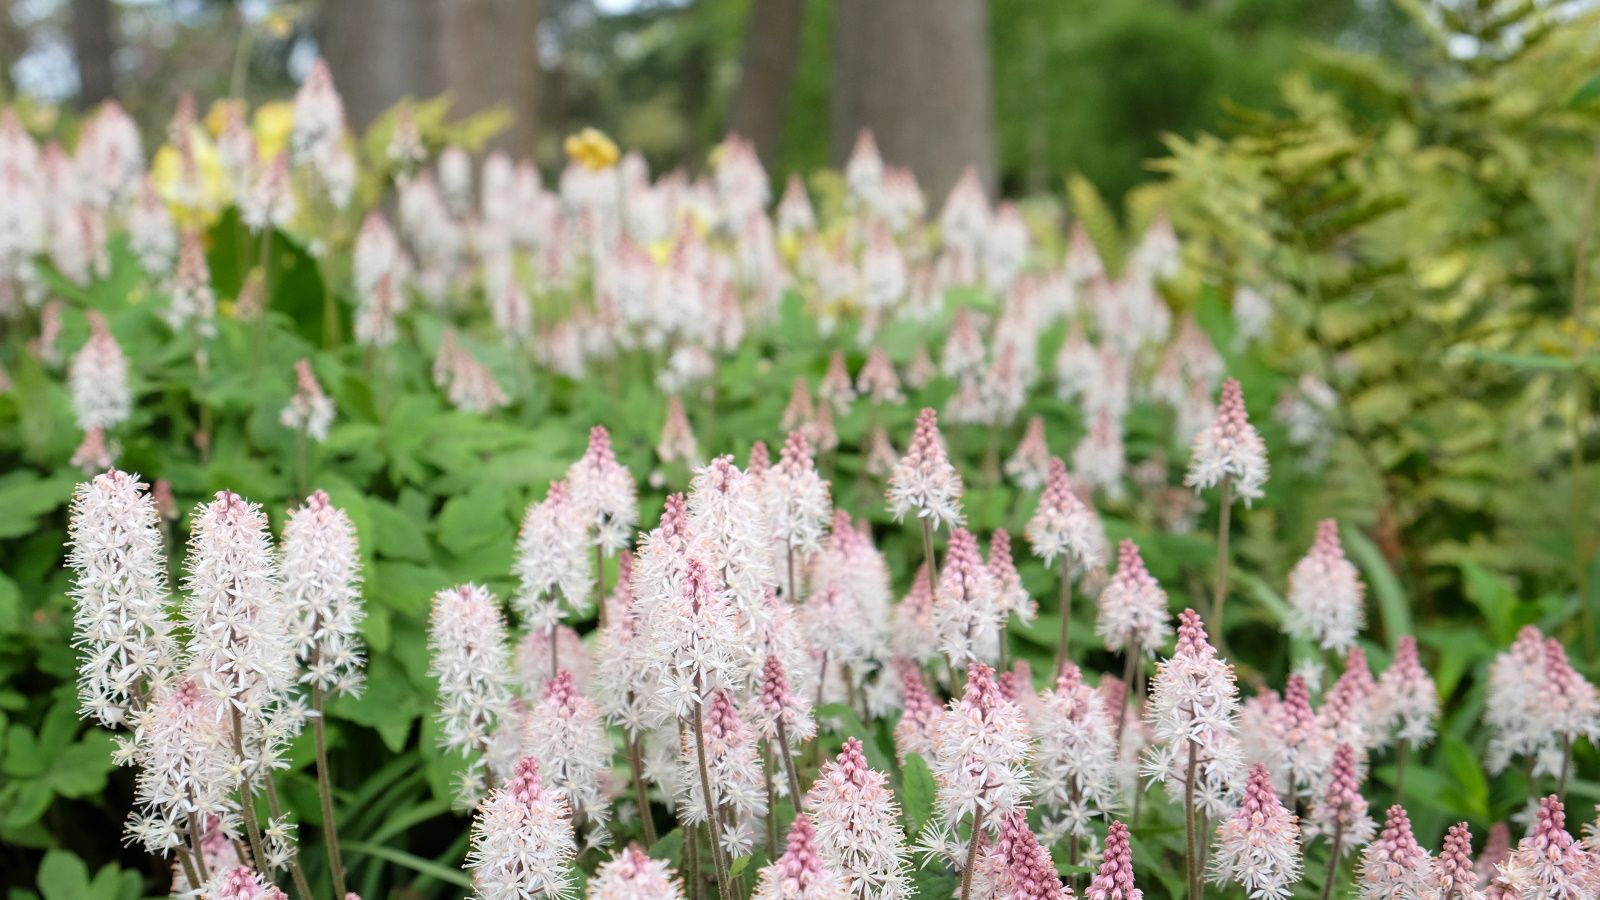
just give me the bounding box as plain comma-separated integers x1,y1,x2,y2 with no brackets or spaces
204,99,243,137
646,240,673,265
263,10,295,38
564,127,620,171
253,101,295,163
150,126,230,229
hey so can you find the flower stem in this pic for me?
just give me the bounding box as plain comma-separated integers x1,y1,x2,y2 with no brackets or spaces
627,732,658,845
185,804,211,882
261,765,314,900
1393,742,1407,802
959,805,988,900
312,685,347,898
1559,734,1573,798
920,517,941,586
762,744,779,850
228,708,269,878
1185,741,1200,900
1210,477,1234,650
1319,821,1344,900
1055,557,1072,677
787,544,799,606
595,542,607,629
692,703,733,900
176,843,204,893
775,717,805,813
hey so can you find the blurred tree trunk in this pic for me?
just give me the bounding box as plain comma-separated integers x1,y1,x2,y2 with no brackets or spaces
727,0,807,168
319,0,542,153
832,0,996,202
71,0,116,108
320,0,435,130
433,0,542,153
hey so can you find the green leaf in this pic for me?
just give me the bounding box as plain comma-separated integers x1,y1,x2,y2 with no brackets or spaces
0,473,77,541
900,753,936,836
368,498,433,563
1343,525,1412,647
341,840,473,888
1570,72,1600,108
648,828,684,868
1440,736,1490,819
436,485,508,556
36,850,89,900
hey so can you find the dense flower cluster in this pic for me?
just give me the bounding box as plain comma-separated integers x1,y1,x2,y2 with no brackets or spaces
37,77,1599,900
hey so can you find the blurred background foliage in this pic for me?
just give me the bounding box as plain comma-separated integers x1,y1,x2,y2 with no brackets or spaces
4,0,1600,898
5,0,1419,202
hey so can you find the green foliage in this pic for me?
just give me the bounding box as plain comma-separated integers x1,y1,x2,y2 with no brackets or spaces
1155,3,1600,619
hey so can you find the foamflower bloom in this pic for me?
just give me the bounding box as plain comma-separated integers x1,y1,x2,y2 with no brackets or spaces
70,310,130,431
588,845,685,900
887,408,965,529
1096,539,1171,658
280,358,335,442
208,866,290,900
1210,764,1302,900
754,814,851,900
1428,822,1484,900
1184,377,1268,504
523,670,611,839
1142,609,1244,818
932,663,1033,829
1373,635,1438,751
1284,519,1364,653
1492,795,1600,900
466,757,578,900
513,481,595,632
1305,743,1375,854
934,528,1005,668
124,677,237,855
428,584,515,800
282,490,365,698
766,431,833,561
67,470,178,727
567,426,639,554
1033,662,1120,844
1085,820,1142,900
1359,805,1432,900
808,736,915,899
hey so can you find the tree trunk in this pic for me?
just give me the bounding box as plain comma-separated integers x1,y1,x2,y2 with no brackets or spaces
320,0,436,132
71,0,116,108
727,0,808,168
832,0,996,203
433,0,542,154
318,0,542,153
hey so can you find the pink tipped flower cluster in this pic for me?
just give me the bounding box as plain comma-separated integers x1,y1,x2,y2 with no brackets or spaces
67,470,178,727
567,425,639,553
1184,377,1268,504
808,737,915,899
932,664,1033,828
934,528,1005,667
1032,663,1119,843
1096,540,1171,658
754,814,850,900
1143,609,1244,817
589,845,685,900
466,757,577,900
282,490,365,698
887,408,965,529
1285,519,1365,653
1209,764,1301,900
1026,457,1104,572
1358,805,1432,900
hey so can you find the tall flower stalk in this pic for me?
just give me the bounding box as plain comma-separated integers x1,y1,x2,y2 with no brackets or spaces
282,491,364,898
1184,378,1267,645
